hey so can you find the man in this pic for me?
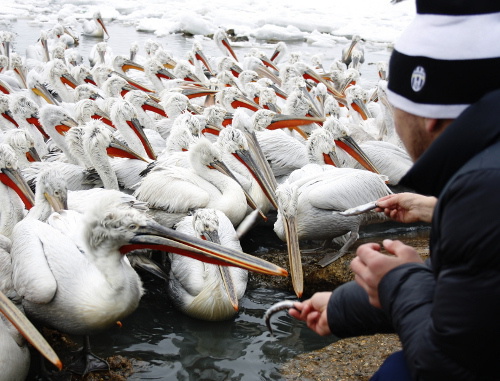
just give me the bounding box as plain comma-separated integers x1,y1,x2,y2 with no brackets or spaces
289,1,500,380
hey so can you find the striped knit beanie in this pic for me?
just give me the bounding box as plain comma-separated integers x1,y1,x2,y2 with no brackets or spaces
387,1,500,118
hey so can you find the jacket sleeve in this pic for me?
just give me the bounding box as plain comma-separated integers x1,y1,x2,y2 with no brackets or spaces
327,280,394,337
379,168,500,381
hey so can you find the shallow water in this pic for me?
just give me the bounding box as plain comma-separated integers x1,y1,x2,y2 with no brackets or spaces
7,18,392,89
87,280,335,380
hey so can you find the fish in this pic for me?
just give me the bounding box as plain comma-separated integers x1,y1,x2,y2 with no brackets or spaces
337,201,378,216
264,300,298,335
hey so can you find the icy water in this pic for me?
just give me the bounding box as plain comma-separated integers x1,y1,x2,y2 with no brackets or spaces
7,18,412,380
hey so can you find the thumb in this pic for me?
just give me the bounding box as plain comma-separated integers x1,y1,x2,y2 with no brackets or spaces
382,239,414,259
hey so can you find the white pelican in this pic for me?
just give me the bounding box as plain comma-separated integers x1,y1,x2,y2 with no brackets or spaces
81,119,149,191
41,59,79,103
9,93,49,157
11,190,286,374
0,144,35,238
39,104,80,164
342,35,365,68
1,234,62,379
216,126,276,217
109,98,158,160
81,11,109,39
214,28,239,62
133,138,248,228
274,168,391,297
2,129,41,169
168,208,248,321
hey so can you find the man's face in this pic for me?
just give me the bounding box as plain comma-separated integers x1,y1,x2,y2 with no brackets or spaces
393,107,431,162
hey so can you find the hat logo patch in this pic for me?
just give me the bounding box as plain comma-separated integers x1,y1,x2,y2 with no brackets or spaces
411,66,426,92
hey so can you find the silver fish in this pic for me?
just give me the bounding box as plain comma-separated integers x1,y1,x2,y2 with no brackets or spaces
338,201,378,216
264,300,298,335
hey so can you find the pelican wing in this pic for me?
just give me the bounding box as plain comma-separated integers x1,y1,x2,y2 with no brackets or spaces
11,220,66,304
304,170,390,211
134,166,211,212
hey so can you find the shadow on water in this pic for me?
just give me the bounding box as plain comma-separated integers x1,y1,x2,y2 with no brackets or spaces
85,276,335,380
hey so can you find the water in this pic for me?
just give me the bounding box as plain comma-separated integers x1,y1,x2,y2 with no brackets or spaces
6,18,393,89
78,279,335,380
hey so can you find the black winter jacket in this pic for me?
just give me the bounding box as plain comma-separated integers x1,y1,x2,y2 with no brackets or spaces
326,90,500,381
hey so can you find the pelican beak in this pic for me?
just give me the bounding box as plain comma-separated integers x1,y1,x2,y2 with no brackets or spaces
336,135,380,174
60,73,79,89
201,123,222,136
254,65,282,87
121,59,144,73
243,130,279,198
1,109,18,127
91,108,115,128
97,17,110,38
210,158,267,221
181,87,218,99
0,291,62,370
141,96,167,117
26,146,41,162
232,148,279,211
44,189,68,212
83,74,97,86
269,83,288,100
155,67,175,81
194,49,215,76
323,149,342,167
112,71,155,94
31,82,61,105
126,117,157,160
259,55,279,72
121,220,288,276
0,78,12,94
55,116,78,135
13,67,27,88
0,166,35,210
220,36,239,62
266,114,325,140
282,214,303,298
106,136,149,162
231,95,261,112
26,114,50,140
201,231,239,310
302,68,344,99
350,98,372,121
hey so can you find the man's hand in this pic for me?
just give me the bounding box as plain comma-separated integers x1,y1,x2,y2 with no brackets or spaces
351,239,423,308
376,193,436,223
288,292,332,336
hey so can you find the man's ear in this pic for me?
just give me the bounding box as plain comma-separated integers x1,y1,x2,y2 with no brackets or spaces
424,118,452,135
423,118,439,133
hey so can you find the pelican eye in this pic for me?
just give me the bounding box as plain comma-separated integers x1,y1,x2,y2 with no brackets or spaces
128,224,139,231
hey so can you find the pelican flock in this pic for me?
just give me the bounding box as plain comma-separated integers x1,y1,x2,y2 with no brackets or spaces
0,14,414,378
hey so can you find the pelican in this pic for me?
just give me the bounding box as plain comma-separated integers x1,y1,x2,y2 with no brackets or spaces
341,35,365,68
168,208,248,321
0,144,35,239
81,119,149,191
81,11,109,39
1,233,62,379
2,129,41,169
133,138,248,228
109,98,158,160
10,190,286,374
214,28,238,62
9,93,49,157
274,168,391,297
